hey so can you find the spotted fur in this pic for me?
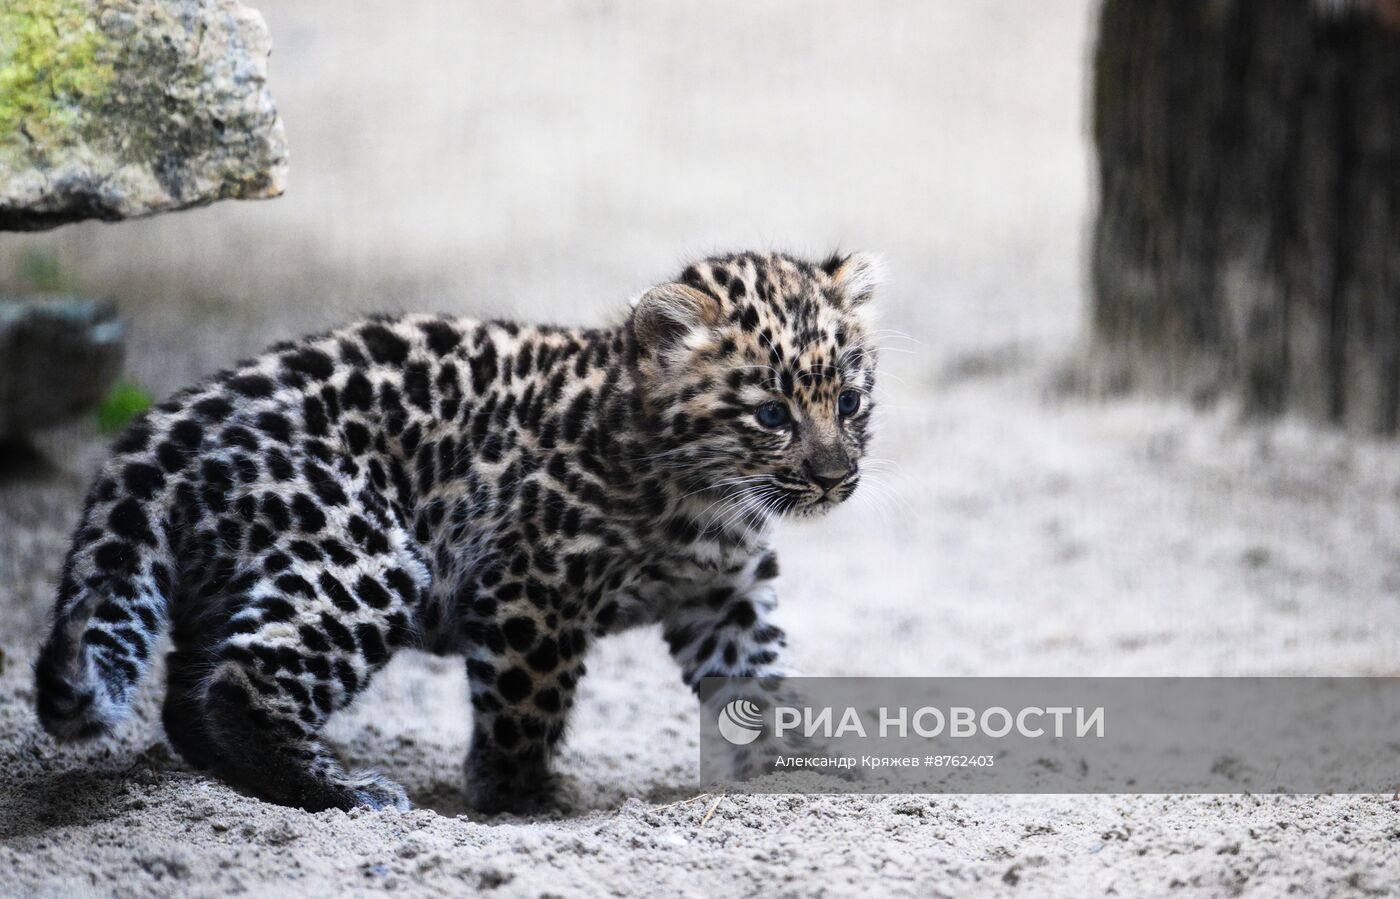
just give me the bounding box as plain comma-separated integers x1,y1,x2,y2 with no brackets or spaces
34,251,880,813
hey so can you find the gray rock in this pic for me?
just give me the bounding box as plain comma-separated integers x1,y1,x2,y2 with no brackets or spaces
0,298,125,437
0,0,287,231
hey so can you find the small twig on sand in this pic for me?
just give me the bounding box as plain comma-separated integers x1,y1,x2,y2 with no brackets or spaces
697,792,726,828
651,792,712,812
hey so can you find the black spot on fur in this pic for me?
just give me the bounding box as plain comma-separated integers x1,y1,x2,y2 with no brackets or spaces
281,347,335,381
260,494,291,530
525,638,558,673
303,396,330,437
255,412,292,444
347,516,389,555
344,421,371,455
108,499,156,546
533,688,561,713
360,324,410,366
343,371,373,411
470,342,498,395
820,252,846,276
502,617,537,652
355,576,392,610
266,448,295,481
299,621,331,649
404,362,432,411
305,461,349,507
384,568,419,605
420,320,461,355
496,667,532,703
318,572,358,613
291,494,327,533
356,624,389,665
320,612,358,653
724,600,757,629
261,597,299,623
228,374,275,398
321,539,357,566
275,574,317,600
121,462,165,501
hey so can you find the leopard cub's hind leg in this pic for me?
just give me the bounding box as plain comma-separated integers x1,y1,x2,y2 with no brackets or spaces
172,506,428,812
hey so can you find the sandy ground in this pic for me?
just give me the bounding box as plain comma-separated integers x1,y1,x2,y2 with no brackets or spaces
4,1,1400,896
4,362,1400,898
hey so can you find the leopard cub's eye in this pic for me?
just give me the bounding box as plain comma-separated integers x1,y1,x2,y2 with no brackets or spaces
755,400,792,429
837,389,862,417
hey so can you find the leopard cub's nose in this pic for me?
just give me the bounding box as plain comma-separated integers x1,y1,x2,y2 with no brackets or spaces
805,460,853,491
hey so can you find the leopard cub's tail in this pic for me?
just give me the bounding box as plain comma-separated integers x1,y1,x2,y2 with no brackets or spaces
35,477,173,741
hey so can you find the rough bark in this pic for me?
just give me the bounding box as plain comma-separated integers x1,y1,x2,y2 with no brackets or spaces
1091,0,1400,433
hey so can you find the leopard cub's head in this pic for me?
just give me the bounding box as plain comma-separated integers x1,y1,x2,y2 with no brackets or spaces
632,250,880,520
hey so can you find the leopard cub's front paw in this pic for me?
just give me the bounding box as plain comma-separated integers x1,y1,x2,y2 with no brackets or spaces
465,763,577,817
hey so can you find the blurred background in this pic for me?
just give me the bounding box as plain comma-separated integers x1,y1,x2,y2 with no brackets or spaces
0,0,1092,398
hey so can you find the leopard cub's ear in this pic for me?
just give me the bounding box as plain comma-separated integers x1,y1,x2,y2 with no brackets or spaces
823,252,883,307
630,283,722,356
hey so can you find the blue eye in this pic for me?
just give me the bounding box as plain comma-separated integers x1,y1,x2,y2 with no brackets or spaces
838,390,861,417
755,401,791,429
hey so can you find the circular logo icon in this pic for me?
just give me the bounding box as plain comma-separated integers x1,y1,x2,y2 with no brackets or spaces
717,699,764,745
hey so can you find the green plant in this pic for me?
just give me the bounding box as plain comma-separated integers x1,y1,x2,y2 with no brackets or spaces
95,381,152,435
18,250,64,291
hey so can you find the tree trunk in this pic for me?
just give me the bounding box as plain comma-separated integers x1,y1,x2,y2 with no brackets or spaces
1090,0,1400,433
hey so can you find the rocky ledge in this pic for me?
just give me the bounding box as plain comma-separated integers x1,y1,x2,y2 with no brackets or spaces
0,0,287,230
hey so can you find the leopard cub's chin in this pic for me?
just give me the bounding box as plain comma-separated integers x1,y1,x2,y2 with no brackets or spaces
793,487,858,517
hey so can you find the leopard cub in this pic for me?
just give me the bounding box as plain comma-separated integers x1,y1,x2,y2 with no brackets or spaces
35,251,880,814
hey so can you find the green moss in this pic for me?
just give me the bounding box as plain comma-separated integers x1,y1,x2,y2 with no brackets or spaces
0,0,112,146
